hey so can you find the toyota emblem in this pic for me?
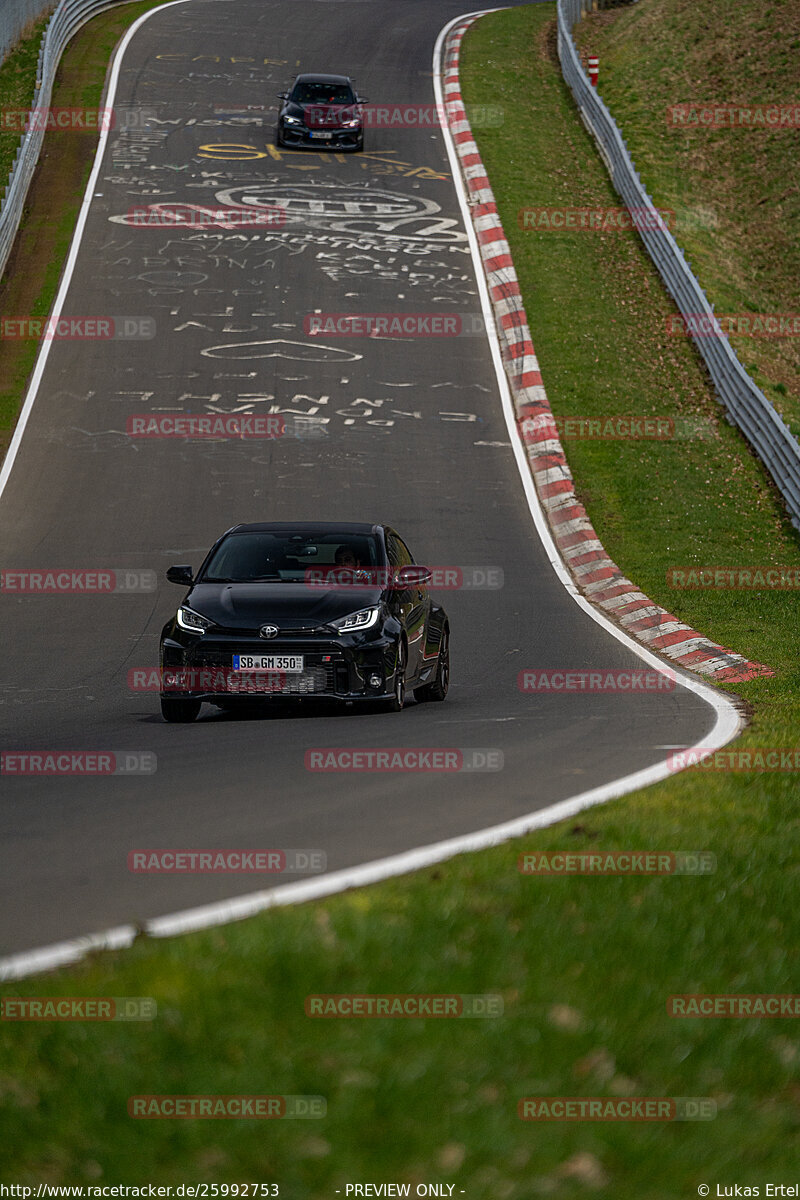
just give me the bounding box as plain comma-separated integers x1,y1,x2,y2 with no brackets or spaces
259,624,279,639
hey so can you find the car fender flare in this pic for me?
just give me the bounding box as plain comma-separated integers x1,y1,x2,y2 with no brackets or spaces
423,604,448,659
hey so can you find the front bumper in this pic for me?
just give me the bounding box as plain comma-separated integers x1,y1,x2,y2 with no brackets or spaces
279,122,362,149
160,632,395,702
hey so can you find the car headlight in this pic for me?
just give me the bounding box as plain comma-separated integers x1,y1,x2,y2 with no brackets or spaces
330,606,380,634
283,115,302,125
177,605,212,634
341,118,361,128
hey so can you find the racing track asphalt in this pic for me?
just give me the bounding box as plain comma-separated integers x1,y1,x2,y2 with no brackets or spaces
0,0,721,956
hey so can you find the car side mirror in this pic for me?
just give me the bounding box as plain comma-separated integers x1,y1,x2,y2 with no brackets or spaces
166,565,194,586
356,95,368,103
278,92,289,100
394,565,432,589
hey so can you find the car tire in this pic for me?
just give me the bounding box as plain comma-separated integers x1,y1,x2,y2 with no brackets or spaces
380,639,407,712
415,627,449,703
160,696,201,723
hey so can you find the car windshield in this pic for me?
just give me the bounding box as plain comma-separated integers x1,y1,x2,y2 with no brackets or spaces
202,531,381,582
290,81,354,105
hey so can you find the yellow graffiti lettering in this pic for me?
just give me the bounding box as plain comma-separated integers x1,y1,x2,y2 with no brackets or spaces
197,143,268,160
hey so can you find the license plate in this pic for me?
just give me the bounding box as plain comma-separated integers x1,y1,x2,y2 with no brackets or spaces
233,654,304,672
310,131,333,139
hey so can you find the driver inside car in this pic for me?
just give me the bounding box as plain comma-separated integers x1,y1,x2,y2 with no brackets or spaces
334,545,360,568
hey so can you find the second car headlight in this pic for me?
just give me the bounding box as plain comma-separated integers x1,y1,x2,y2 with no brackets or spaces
177,605,212,634
283,115,302,125
330,606,380,634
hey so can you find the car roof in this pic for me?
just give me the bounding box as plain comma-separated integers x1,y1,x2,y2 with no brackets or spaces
227,522,381,535
292,73,352,85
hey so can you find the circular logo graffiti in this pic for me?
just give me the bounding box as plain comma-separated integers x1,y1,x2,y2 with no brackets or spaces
214,183,433,219
213,183,468,244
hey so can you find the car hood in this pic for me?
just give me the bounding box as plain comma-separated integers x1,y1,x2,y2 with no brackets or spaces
185,582,383,629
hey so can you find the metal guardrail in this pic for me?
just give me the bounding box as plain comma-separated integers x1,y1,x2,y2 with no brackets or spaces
557,0,800,529
0,0,130,282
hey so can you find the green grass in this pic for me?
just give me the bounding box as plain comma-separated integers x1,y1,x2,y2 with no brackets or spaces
2,3,800,1193
458,5,800,692
0,12,52,185
1,789,798,1192
573,0,800,433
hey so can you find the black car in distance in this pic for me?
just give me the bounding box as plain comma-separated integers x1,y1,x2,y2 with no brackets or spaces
276,73,366,151
159,523,450,722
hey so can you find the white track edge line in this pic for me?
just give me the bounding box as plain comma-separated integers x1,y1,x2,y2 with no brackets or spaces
0,753,718,981
0,0,193,504
0,6,743,983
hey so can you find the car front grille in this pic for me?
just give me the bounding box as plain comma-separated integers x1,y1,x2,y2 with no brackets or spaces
189,648,339,696
226,664,333,696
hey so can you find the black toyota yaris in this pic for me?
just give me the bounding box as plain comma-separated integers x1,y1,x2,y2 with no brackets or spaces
276,73,366,151
159,522,449,722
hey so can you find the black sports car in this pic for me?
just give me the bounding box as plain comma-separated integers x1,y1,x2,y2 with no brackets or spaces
159,522,449,722
276,73,365,151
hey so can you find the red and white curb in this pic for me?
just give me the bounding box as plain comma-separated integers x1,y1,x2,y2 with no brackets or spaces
441,16,772,685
